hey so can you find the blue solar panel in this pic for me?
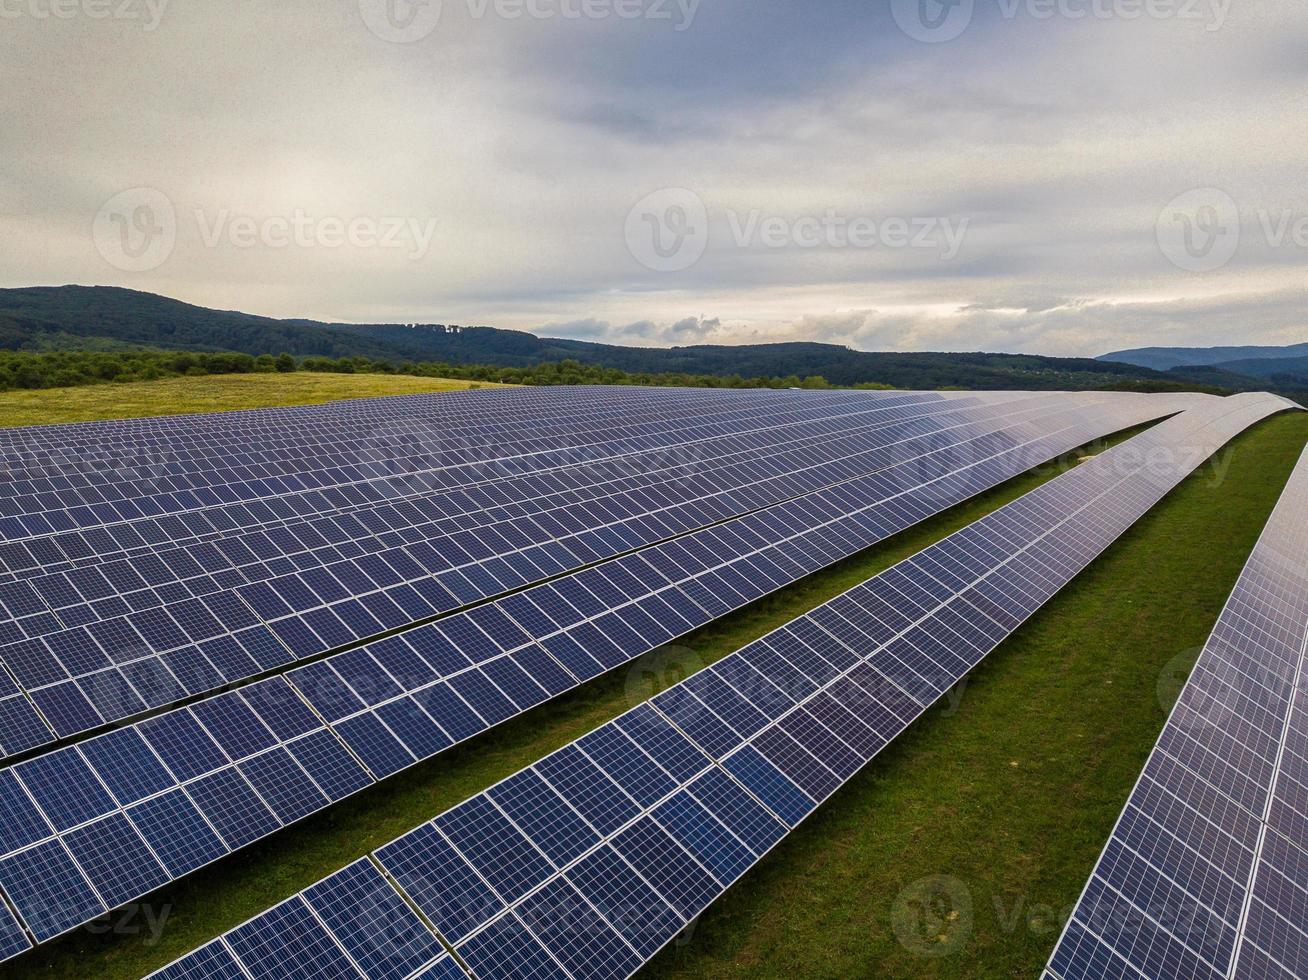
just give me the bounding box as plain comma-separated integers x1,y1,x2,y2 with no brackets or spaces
302,859,444,980
686,767,787,855
0,770,53,855
436,795,555,903
446,669,517,726
515,876,642,980
334,714,414,779
373,697,452,761
78,727,175,806
457,911,568,980
611,816,722,919
0,839,105,942
239,749,329,824
127,789,229,878
186,768,280,849
373,822,505,943
534,745,640,838
652,791,754,885
721,745,815,828
144,940,246,980
63,811,170,909
565,843,685,959
15,747,116,832
612,705,711,784
486,770,598,869
576,725,676,808
409,682,487,743
0,901,30,962
226,896,364,980
4,390,1256,967
140,710,229,782
282,735,364,797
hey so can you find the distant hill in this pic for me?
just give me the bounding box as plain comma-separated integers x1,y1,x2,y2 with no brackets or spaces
0,285,1237,393
1199,355,1308,386
1099,342,1308,372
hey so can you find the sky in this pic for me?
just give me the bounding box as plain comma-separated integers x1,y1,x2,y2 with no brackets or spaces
2,0,1305,357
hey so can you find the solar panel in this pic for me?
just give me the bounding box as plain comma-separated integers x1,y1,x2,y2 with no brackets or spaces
0,388,1201,756
1046,420,1308,980
0,388,1036,746
140,392,1292,980
0,391,1222,962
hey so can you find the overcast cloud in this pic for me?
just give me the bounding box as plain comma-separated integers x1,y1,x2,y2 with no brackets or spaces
1,0,1304,356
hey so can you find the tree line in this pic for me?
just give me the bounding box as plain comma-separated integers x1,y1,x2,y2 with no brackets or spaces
0,348,886,394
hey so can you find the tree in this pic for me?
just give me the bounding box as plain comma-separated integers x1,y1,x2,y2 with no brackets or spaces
275,352,296,372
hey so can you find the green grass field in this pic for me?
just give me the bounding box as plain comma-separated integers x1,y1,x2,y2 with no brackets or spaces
0,376,1302,980
0,372,508,427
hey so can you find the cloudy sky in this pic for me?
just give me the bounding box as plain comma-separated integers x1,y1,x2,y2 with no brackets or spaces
2,0,1304,356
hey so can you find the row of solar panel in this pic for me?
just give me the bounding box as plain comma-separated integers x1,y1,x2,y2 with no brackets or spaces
0,388,926,565
283,399,1156,778
0,393,980,611
0,393,974,706
0,387,920,539
137,394,1291,980
0,392,983,641
0,384,847,463
0,395,1177,962
0,386,799,488
0,387,893,538
0,395,1148,764
0,389,941,612
0,395,977,692
0,394,1107,755
1046,416,1308,980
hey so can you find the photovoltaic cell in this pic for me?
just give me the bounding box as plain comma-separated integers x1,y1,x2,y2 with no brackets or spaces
143,392,1293,980
1047,425,1308,980
0,389,1252,966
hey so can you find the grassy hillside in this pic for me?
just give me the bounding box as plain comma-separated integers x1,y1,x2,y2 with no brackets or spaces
0,375,1300,980
0,372,507,428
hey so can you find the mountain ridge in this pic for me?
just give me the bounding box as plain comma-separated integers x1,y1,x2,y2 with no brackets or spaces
0,284,1254,393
